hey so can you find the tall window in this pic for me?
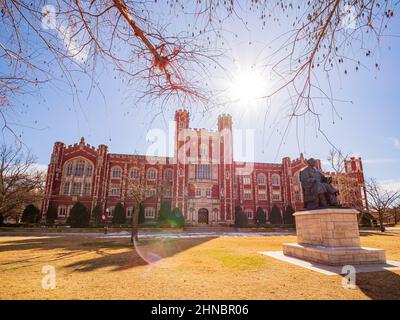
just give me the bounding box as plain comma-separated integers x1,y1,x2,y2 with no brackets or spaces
130,168,140,179
62,182,70,195
145,207,155,218
71,182,81,195
58,206,68,217
75,160,85,177
110,186,120,196
66,163,73,176
245,209,253,219
82,183,91,196
86,165,93,177
126,207,133,218
206,188,211,198
164,169,173,181
196,164,211,180
257,174,266,185
147,168,157,180
195,188,202,197
111,167,122,178
271,174,281,186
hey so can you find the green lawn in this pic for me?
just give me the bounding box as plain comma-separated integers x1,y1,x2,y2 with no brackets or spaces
0,233,400,300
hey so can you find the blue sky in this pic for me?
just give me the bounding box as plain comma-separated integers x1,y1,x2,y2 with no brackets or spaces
1,3,400,189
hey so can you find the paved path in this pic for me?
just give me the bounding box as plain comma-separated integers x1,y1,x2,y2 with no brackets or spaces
0,230,296,239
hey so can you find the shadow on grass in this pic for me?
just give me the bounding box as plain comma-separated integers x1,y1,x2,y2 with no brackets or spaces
354,271,400,300
0,236,217,272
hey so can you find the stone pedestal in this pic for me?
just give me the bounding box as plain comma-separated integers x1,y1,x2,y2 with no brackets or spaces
283,209,386,266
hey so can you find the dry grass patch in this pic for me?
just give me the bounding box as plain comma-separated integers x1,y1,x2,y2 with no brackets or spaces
0,233,399,300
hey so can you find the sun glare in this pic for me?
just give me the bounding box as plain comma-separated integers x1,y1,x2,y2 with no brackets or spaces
229,67,267,104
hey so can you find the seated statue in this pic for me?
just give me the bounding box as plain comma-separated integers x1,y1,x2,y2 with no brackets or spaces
299,158,340,210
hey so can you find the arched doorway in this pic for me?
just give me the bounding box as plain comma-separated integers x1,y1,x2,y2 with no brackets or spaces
198,208,209,224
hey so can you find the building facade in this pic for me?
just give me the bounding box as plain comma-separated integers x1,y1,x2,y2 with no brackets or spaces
41,110,368,224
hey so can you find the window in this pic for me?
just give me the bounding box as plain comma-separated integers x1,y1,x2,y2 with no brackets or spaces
126,207,133,218
66,162,73,176
257,174,266,185
243,176,251,185
196,188,202,197
196,164,211,180
130,168,140,179
200,144,208,157
258,189,267,200
71,182,81,195
271,174,281,186
111,167,122,178
272,190,281,201
164,188,172,198
145,207,155,219
82,183,91,196
147,168,157,180
164,169,173,181
107,207,114,218
244,189,252,200
146,189,156,198
245,209,253,219
75,160,85,177
110,186,120,196
206,188,211,198
86,165,93,177
58,206,68,217
179,168,184,177
62,182,70,195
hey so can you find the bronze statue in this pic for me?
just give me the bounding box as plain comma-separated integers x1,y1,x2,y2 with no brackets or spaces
299,158,340,210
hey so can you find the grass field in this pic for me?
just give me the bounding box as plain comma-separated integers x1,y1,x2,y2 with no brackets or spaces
1,232,400,300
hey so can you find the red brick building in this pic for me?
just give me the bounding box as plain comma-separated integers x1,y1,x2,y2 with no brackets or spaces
41,109,368,224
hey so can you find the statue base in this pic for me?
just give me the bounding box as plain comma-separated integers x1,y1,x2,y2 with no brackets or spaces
283,208,386,266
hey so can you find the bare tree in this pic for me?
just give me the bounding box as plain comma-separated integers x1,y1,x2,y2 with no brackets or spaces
327,148,350,174
1,1,398,140
125,167,171,243
365,178,400,232
0,145,45,223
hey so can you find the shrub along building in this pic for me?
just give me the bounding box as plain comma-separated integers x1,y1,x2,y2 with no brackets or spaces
41,110,368,225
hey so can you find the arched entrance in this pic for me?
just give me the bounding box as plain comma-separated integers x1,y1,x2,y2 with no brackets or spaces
198,208,209,224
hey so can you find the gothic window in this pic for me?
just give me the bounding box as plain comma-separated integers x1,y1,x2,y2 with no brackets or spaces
195,188,202,197
196,164,211,180
86,165,93,177
164,169,173,181
257,174,266,185
71,182,81,195
206,188,211,198
62,182,70,195
111,167,122,178
82,183,91,196
130,167,140,179
75,160,85,177
147,168,157,180
271,174,281,186
66,162,73,176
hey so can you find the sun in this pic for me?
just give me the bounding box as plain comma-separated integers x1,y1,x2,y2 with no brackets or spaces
228,66,267,104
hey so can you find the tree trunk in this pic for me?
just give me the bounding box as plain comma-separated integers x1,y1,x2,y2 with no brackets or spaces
131,205,139,243
378,211,385,232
